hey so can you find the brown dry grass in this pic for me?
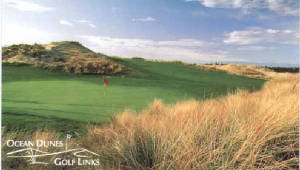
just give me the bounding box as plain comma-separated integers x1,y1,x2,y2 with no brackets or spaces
84,73,299,170
197,64,278,79
64,56,124,74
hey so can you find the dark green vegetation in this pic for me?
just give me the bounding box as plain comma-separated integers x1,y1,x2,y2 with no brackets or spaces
268,66,299,73
2,58,265,134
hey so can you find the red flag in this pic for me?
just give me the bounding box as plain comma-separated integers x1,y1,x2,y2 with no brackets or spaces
103,77,109,86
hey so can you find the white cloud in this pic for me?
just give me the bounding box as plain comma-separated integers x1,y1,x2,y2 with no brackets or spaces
88,23,96,28
59,20,73,26
266,0,299,16
158,39,215,47
2,23,63,46
132,17,157,22
78,35,238,63
266,29,280,34
224,27,298,45
4,0,54,12
74,20,96,28
236,46,271,51
74,20,89,23
186,0,299,16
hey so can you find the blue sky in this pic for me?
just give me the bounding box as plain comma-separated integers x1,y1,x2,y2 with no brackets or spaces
2,0,299,66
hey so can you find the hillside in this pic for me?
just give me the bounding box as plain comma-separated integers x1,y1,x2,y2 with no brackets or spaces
2,41,124,74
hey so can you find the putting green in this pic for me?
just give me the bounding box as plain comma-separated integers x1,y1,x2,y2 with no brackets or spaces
3,80,187,123
2,59,265,132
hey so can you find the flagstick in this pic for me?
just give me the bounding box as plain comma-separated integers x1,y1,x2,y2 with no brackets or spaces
103,84,106,97
102,76,109,97
102,76,106,97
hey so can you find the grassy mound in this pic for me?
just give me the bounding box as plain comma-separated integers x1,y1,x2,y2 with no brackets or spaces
2,41,124,74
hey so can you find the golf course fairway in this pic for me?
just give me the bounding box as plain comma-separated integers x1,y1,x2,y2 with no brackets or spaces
2,59,265,133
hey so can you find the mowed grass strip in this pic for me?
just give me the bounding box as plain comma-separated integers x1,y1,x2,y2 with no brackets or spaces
2,59,265,131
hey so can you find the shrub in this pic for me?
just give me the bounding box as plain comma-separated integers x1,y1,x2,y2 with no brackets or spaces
63,56,124,74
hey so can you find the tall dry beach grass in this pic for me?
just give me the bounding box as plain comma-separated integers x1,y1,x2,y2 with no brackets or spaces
85,73,299,170
196,64,290,79
2,73,299,170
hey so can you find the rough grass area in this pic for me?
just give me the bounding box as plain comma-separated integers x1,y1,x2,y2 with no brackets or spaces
84,73,298,170
196,64,278,79
2,73,298,170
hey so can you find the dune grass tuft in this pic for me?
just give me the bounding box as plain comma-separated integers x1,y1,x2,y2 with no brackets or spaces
85,73,299,170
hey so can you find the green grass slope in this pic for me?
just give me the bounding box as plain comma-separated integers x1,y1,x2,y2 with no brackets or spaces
2,59,265,133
